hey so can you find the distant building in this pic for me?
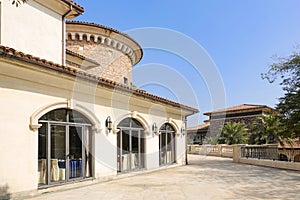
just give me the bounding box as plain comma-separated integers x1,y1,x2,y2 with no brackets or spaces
187,104,275,144
187,123,209,144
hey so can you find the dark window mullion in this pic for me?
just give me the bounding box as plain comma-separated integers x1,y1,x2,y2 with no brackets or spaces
46,123,51,185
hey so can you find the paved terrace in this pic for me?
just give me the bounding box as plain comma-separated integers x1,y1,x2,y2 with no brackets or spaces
27,155,300,200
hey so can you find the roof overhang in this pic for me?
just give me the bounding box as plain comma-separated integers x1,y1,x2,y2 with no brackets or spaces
0,45,198,117
35,0,84,19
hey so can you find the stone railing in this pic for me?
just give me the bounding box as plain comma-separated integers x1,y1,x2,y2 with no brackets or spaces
188,144,300,171
240,144,278,160
232,144,300,171
187,144,234,158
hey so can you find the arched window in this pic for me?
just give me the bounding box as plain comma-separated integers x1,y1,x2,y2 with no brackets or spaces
159,123,176,166
38,109,93,186
117,118,145,172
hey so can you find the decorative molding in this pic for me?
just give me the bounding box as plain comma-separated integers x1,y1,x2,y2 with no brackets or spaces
131,111,137,119
67,31,136,64
113,112,150,134
30,100,102,133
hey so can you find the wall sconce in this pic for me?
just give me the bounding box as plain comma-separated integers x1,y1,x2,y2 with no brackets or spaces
105,116,112,132
152,123,158,134
181,125,185,136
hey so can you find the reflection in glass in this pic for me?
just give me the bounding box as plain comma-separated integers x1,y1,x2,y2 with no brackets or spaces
38,109,93,186
38,123,47,185
159,123,175,166
117,118,144,172
51,125,66,182
69,126,83,179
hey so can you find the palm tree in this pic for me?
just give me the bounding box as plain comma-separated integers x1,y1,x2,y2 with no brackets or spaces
249,114,284,145
218,122,248,145
203,136,218,145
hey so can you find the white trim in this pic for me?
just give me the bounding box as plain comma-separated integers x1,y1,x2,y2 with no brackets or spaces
113,111,150,134
157,120,181,135
30,99,102,133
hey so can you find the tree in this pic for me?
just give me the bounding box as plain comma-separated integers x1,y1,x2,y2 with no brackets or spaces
203,136,218,145
249,114,284,145
262,52,300,137
11,0,27,7
218,122,248,145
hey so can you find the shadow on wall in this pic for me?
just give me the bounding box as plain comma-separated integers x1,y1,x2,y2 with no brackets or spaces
0,184,10,200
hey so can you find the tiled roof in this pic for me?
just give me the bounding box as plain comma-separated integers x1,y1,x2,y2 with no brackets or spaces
187,123,210,131
61,0,84,13
204,104,274,116
0,45,198,113
66,49,99,65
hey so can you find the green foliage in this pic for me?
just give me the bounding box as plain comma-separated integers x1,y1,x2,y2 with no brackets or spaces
203,136,218,145
249,114,285,145
262,52,300,137
218,122,248,145
11,0,28,7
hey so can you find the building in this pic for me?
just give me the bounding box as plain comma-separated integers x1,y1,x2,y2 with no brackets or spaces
0,0,198,197
187,104,275,144
187,123,209,144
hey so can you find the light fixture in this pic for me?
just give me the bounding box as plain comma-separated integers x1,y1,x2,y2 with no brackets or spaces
105,116,112,132
152,123,158,134
181,124,185,135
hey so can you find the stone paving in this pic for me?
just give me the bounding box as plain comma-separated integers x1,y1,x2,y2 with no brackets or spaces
27,155,300,200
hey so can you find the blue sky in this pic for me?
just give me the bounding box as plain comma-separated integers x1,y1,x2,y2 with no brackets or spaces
74,0,300,126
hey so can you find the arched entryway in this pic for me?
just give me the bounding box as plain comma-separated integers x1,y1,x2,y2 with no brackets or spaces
38,109,93,187
159,123,176,166
117,118,145,172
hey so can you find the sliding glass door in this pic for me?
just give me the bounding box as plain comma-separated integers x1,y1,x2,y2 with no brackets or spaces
159,123,176,166
117,118,145,172
38,109,93,187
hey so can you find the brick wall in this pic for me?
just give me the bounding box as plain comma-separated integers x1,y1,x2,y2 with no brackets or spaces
67,40,132,85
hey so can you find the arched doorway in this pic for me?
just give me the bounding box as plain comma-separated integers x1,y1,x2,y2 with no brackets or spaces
38,109,93,187
117,118,145,172
159,123,176,166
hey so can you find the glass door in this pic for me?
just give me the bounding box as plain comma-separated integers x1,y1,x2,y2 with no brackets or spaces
50,125,66,183
131,130,139,170
159,124,176,166
38,109,93,187
117,129,144,172
47,124,85,184
159,132,167,165
68,126,84,180
119,129,130,172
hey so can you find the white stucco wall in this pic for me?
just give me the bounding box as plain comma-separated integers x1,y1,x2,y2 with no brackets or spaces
0,0,63,64
0,59,189,195
0,88,65,194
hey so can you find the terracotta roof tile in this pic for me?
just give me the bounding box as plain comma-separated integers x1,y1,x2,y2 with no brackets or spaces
204,104,274,116
187,123,210,131
0,45,198,113
61,0,84,13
